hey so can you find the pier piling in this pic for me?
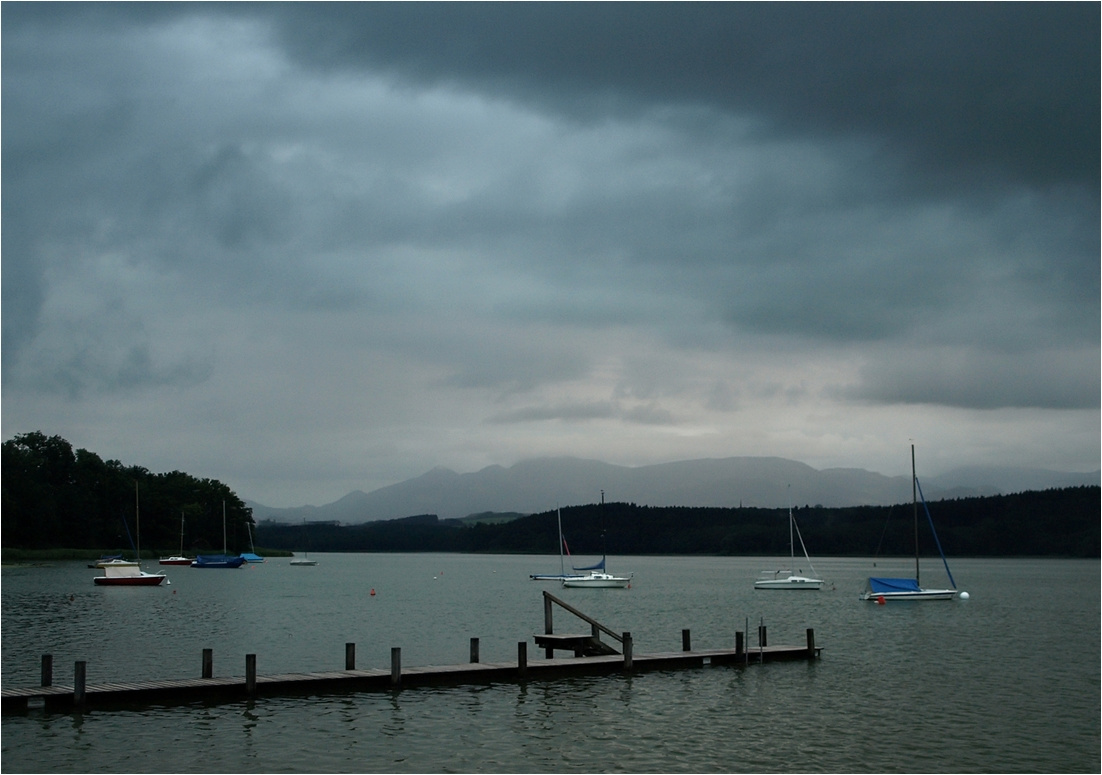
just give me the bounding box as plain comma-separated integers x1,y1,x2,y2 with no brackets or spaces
202,649,213,679
246,654,256,697
41,655,52,687
736,631,744,655
470,637,480,663
345,642,356,670
518,641,528,676
623,632,633,670
73,661,86,708
390,648,401,686
806,629,816,658
682,629,691,651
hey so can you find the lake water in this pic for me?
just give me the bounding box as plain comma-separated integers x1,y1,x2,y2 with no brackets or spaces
2,554,1099,773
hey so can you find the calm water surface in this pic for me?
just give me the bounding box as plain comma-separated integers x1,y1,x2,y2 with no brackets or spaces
2,554,1098,773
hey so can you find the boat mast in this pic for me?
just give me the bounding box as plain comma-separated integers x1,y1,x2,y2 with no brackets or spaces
557,507,564,577
135,481,141,565
222,501,227,556
787,485,794,571
912,444,919,584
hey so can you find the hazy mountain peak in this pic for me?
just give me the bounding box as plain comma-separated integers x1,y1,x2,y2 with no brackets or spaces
248,456,1097,524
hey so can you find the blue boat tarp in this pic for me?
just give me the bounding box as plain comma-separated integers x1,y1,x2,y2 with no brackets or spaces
239,552,265,563
193,554,246,568
572,555,606,572
867,577,922,593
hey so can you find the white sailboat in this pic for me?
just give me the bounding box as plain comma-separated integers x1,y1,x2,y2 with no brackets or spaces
755,491,823,590
95,482,166,586
290,519,318,566
529,508,587,581
860,445,962,602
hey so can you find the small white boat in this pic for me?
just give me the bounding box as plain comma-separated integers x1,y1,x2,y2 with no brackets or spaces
95,483,165,586
95,562,166,586
290,519,318,565
755,496,823,590
160,512,194,566
561,569,632,588
754,569,824,590
96,558,139,569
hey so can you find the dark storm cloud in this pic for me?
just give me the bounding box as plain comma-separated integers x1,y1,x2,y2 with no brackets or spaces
255,3,1099,191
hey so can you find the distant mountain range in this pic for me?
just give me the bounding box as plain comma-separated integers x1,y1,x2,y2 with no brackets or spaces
247,456,1099,524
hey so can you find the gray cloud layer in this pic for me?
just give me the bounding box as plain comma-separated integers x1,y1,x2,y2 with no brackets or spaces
3,4,1097,504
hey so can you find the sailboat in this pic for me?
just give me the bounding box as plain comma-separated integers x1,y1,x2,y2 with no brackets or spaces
754,492,823,590
191,502,246,569
95,483,167,586
530,508,587,581
239,520,265,563
861,445,961,602
159,512,195,565
290,519,318,566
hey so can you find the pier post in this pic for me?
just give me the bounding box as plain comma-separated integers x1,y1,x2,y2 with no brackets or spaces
682,629,691,651
390,648,401,686
41,654,53,687
517,641,528,677
202,648,213,679
543,593,553,634
758,625,767,648
345,642,356,670
470,637,480,663
622,632,633,670
806,628,816,659
73,661,86,708
245,654,256,697
735,631,744,656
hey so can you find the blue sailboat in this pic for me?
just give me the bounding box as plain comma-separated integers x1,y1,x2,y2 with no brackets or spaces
861,445,961,602
192,502,245,569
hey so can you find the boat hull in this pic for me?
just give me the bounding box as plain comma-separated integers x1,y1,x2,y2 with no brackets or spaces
289,559,318,566
94,573,166,586
191,556,246,569
861,589,957,601
561,573,631,588
158,557,194,566
754,576,824,590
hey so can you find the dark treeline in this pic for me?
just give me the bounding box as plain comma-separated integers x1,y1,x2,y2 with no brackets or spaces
5,431,1097,558
2,431,253,554
259,487,1100,558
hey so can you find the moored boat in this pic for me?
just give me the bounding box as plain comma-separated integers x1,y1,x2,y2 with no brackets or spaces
860,445,964,602
160,512,195,566
561,569,632,588
191,502,244,569
94,562,166,586
754,495,823,590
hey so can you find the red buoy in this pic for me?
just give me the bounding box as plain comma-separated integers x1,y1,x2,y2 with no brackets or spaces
877,595,886,605
370,588,376,596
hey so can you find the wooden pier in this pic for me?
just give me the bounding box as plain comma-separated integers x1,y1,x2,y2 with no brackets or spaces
2,592,821,714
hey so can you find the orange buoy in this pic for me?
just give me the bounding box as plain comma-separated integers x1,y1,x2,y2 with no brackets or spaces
877,595,886,605
370,588,376,596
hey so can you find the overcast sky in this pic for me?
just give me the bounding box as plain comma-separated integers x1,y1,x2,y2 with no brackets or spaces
3,3,1098,507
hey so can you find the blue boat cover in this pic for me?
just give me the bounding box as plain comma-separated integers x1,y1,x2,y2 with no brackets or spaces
867,577,921,593
572,555,606,572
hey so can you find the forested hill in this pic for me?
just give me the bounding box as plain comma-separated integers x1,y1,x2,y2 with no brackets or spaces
3,431,1097,557
258,487,1100,558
